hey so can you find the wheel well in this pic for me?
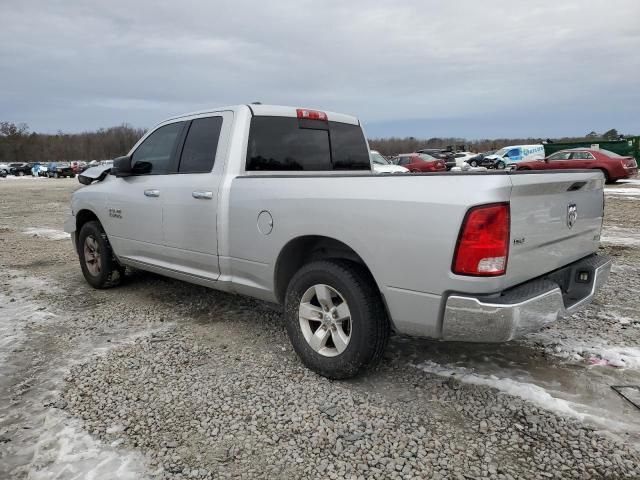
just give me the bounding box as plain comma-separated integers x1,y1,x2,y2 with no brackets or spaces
594,167,609,181
274,236,375,304
75,209,100,249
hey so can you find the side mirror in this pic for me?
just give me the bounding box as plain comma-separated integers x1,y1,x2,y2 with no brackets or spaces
111,156,132,177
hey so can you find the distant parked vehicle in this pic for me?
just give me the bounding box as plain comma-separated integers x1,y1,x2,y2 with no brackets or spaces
466,151,496,168
515,148,638,183
483,145,545,169
0,163,9,177
416,149,456,170
38,163,50,176
9,162,32,176
48,162,75,178
71,161,89,174
370,150,409,174
390,153,447,173
450,151,477,167
30,163,42,176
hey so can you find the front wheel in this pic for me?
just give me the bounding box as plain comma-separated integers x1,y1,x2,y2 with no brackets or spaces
470,160,478,167
496,161,506,170
284,260,390,379
78,221,123,289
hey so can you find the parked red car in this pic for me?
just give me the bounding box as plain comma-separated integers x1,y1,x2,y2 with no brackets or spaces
515,148,637,183
390,153,447,173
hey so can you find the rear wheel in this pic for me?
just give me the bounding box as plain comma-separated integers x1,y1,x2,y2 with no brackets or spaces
78,221,123,289
284,260,390,379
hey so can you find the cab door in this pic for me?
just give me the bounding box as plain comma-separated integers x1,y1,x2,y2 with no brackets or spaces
161,112,233,280
103,121,186,265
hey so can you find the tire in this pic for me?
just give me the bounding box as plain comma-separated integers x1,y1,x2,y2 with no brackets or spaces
78,220,124,289
54,172,59,178
470,160,478,167
18,171,24,177
284,260,390,379
70,174,76,178
496,161,506,170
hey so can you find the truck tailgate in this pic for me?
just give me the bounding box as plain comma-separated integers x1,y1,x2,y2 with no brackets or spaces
507,171,604,287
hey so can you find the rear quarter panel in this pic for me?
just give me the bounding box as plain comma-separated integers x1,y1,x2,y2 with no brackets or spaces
226,173,513,336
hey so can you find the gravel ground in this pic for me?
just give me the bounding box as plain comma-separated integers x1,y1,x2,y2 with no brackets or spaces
1,177,639,479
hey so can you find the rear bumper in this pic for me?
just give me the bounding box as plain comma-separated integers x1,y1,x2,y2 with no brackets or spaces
442,254,611,342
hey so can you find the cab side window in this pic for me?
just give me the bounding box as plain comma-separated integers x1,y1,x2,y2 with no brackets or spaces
131,122,184,174
178,117,223,173
548,152,571,161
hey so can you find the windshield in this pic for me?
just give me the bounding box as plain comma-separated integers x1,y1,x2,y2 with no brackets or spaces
417,153,436,161
370,152,389,165
494,148,509,156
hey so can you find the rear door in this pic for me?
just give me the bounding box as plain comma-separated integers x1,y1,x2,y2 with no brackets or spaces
104,121,186,264
568,151,595,168
161,112,233,280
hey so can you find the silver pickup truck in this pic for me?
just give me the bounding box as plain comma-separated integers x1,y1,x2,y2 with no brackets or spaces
65,104,611,378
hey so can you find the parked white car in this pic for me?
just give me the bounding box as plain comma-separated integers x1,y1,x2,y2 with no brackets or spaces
370,150,408,174
452,151,477,166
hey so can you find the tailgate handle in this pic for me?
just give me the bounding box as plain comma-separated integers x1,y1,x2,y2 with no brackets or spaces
192,191,213,200
567,181,587,191
144,189,160,197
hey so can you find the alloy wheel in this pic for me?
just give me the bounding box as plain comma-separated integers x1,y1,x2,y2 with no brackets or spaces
298,284,352,357
83,235,101,276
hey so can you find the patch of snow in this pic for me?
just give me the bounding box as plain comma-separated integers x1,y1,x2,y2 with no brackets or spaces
552,342,640,370
618,178,640,186
1,175,45,180
601,226,640,247
0,269,148,479
22,227,70,240
604,187,640,198
414,360,639,434
26,411,146,480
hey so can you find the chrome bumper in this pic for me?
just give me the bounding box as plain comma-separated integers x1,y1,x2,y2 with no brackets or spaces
442,254,612,342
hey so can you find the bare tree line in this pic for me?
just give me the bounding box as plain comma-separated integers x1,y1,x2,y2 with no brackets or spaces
369,128,625,156
0,121,628,163
0,122,145,163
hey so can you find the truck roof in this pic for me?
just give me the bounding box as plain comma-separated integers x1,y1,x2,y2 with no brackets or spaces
163,104,360,126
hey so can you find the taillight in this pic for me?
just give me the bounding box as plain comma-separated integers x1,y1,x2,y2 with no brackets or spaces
452,203,510,276
296,108,328,121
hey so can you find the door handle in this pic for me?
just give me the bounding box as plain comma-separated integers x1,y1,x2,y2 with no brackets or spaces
192,191,213,200
144,189,160,197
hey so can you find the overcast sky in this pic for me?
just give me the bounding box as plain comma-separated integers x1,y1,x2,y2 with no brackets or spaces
1,0,639,138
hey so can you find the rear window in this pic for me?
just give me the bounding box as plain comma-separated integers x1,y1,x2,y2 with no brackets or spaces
600,149,622,158
246,116,369,171
417,153,436,161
